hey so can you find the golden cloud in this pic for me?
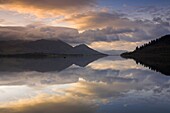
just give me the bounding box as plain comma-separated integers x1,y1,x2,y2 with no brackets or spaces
0,76,162,113
89,41,145,51
88,59,142,70
0,79,138,113
0,0,96,17
0,93,97,113
64,79,135,100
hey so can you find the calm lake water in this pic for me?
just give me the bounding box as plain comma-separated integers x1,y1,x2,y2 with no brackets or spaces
0,56,170,113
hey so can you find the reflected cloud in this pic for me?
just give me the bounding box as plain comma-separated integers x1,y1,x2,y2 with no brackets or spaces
0,72,170,113
0,56,170,113
88,56,143,70
0,67,119,86
0,94,97,113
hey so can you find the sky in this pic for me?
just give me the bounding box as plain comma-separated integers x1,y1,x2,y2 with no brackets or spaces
0,0,170,51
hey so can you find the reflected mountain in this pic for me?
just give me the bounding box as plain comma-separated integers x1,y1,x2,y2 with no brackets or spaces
0,55,106,72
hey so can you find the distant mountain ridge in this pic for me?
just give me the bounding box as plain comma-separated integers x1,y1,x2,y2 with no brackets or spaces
0,39,106,56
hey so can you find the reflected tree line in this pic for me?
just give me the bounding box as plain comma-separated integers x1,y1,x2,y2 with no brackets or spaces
135,57,170,76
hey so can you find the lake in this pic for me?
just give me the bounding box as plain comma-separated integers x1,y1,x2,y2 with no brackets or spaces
0,56,170,113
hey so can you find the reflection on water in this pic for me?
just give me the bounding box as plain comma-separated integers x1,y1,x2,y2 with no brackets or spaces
0,55,105,72
0,56,170,113
133,57,170,76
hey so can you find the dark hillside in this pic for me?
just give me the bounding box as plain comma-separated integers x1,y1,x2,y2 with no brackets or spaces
121,35,170,76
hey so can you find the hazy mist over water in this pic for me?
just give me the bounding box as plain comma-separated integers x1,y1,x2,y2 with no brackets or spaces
0,56,170,113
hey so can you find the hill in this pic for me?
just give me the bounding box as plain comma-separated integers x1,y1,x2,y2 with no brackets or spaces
0,39,106,57
70,44,102,55
121,35,170,76
121,35,170,57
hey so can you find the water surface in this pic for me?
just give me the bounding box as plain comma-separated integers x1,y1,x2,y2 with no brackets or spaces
0,56,170,113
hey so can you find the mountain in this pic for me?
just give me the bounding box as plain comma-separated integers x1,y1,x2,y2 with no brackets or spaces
0,39,106,56
121,35,170,76
0,39,73,54
69,44,104,55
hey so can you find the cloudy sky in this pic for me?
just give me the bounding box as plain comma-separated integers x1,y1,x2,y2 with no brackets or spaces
0,0,170,51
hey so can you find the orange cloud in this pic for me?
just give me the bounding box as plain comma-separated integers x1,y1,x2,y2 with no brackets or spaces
89,41,145,51
0,79,136,113
0,94,97,113
0,0,97,17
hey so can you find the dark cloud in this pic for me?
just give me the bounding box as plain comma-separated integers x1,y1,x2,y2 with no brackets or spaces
64,11,127,30
0,25,79,41
0,25,120,43
153,17,170,26
136,6,170,20
0,10,170,43
64,11,170,42
101,27,138,34
80,27,137,42
137,6,162,14
166,18,170,21
79,28,120,43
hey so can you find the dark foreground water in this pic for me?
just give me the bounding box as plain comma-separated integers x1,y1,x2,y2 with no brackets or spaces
0,56,170,113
